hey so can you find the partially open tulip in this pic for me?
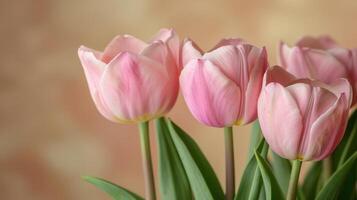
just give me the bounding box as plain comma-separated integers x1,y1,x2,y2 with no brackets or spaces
180,38,268,127
78,28,180,123
258,66,352,161
279,36,357,106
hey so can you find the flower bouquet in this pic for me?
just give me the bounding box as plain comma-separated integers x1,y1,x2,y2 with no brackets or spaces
78,29,357,200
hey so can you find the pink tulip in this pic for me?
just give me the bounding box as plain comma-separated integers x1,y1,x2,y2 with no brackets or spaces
180,38,268,127
258,66,352,161
78,28,180,123
279,36,357,106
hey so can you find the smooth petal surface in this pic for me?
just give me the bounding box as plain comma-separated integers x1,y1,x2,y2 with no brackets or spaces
141,40,179,108
303,94,348,160
258,83,303,159
100,52,171,123
180,59,241,127
242,47,268,124
296,35,338,49
141,41,173,70
311,79,352,107
351,49,357,105
210,38,245,50
279,42,347,83
101,35,147,63
203,45,246,86
150,28,180,68
182,39,203,67
263,66,297,87
327,48,357,105
78,46,116,121
78,46,105,96
279,43,312,78
286,84,338,160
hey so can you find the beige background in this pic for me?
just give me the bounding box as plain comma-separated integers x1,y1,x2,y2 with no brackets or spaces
1,0,357,199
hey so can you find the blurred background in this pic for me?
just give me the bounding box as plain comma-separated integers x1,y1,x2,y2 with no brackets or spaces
1,0,357,199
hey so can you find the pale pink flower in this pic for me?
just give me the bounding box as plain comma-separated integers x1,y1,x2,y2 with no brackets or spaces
279,35,357,106
258,66,352,161
78,29,180,123
180,38,268,127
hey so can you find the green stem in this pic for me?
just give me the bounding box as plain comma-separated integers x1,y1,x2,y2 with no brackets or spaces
139,121,156,200
287,160,302,200
323,157,332,181
224,126,235,200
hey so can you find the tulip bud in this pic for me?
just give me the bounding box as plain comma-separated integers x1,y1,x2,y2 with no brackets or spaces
279,36,357,106
78,29,180,123
258,66,352,161
180,38,268,127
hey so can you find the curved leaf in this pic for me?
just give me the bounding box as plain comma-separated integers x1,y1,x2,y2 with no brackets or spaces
82,176,143,200
167,119,224,200
315,152,357,200
155,118,192,200
255,152,284,200
302,161,322,200
332,109,357,169
235,138,268,200
271,152,291,195
247,120,263,159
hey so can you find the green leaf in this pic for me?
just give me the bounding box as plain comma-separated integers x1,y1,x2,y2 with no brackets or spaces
255,152,285,200
271,152,291,195
82,176,143,200
334,163,356,200
247,120,263,159
235,138,268,200
155,118,192,200
297,187,306,200
315,152,357,200
302,161,322,200
332,109,357,170
166,119,224,200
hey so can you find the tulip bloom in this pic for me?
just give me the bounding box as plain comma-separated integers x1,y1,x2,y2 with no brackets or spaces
78,29,180,123
180,38,268,127
258,66,352,161
279,36,357,106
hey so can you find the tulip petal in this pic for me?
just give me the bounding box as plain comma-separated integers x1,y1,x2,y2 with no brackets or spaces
279,43,347,83
140,41,179,111
180,59,241,127
327,48,352,67
311,79,352,107
263,66,297,87
351,49,357,105
78,46,106,97
279,43,313,79
140,41,170,67
286,83,339,159
182,39,203,67
150,28,176,43
211,38,245,50
100,52,171,122
243,47,268,124
78,46,116,121
296,35,338,49
150,28,180,69
258,83,303,159
327,48,356,106
101,35,147,63
203,45,247,86
303,94,348,161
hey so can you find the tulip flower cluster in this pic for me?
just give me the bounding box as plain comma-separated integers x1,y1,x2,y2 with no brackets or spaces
78,29,357,200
